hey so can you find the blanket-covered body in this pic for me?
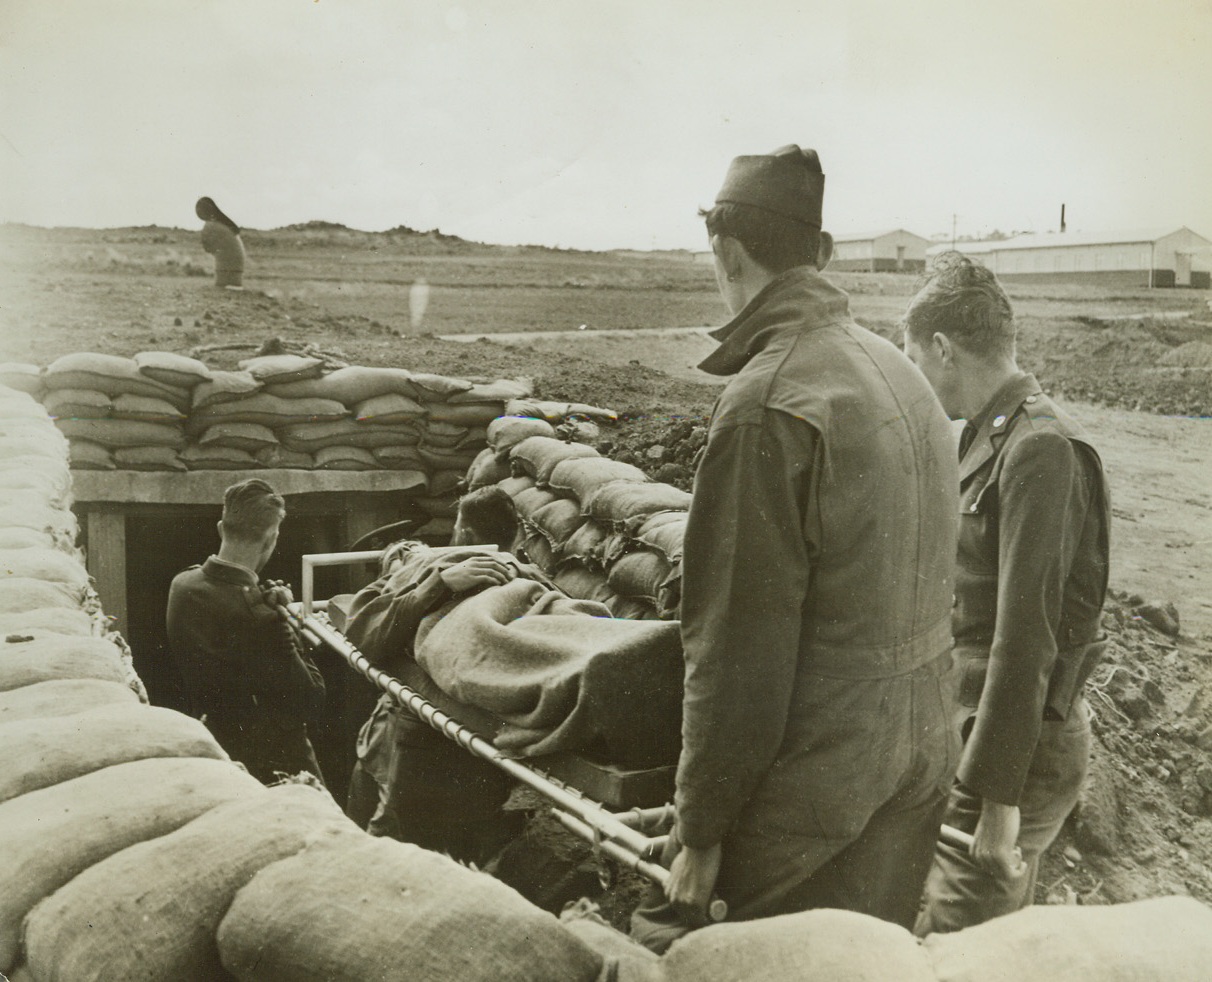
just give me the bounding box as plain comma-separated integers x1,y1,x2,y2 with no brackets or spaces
413,577,683,767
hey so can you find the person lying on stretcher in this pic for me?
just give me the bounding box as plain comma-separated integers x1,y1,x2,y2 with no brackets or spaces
342,486,685,865
344,487,527,864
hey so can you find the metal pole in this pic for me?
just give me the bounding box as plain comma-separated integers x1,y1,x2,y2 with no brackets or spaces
290,606,661,860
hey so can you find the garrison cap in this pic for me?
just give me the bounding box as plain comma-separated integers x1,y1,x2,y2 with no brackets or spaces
715,144,825,229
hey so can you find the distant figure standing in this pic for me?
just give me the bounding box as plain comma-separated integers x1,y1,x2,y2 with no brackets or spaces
196,196,246,289
408,277,430,334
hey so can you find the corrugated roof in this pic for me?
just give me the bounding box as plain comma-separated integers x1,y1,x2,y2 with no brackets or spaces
927,226,1209,255
832,229,929,243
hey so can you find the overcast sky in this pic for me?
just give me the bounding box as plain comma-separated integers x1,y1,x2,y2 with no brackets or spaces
2,0,1209,251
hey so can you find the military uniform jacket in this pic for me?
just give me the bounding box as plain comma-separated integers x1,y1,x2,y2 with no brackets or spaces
166,556,325,777
952,373,1110,805
675,266,960,849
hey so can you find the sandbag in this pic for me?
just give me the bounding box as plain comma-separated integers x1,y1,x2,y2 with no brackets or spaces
55,417,186,450
520,531,557,572
447,377,533,404
0,578,81,616
0,678,137,725
266,365,419,404
42,388,112,420
0,363,45,396
314,445,380,471
0,756,264,973
604,594,653,620
0,505,76,545
497,474,537,498
0,527,57,551
255,446,315,469
134,350,212,388
510,436,600,485
369,446,424,472
112,445,188,471
418,446,482,471
426,401,507,428
0,607,95,638
216,833,602,982
44,353,190,408
552,562,613,604
412,493,458,519
191,370,262,410
586,481,692,524
404,370,474,400
110,393,187,423
189,393,348,432
25,784,352,982
562,519,610,567
606,549,672,606
487,415,558,459
464,446,512,490
0,465,70,500
428,469,465,497
922,895,1212,982
505,398,618,424
67,439,115,470
529,497,587,550
549,457,648,505
352,392,426,424
0,635,129,691
560,907,660,982
423,419,477,449
237,353,325,384
662,908,935,982
198,421,279,452
513,485,560,521
0,433,68,459
634,513,687,563
179,444,260,470
0,702,226,804
0,548,88,590
278,418,420,452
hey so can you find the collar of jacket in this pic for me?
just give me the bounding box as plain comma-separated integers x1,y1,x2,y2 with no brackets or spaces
697,265,852,377
960,372,1042,482
201,555,261,588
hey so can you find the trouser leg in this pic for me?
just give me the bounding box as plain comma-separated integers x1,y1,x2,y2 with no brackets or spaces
915,700,1092,935
780,767,949,930
369,708,519,864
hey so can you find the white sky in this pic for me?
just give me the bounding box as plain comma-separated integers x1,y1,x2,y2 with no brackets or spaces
2,0,1209,251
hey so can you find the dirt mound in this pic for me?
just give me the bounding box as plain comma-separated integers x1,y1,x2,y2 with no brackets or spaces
1160,341,1212,369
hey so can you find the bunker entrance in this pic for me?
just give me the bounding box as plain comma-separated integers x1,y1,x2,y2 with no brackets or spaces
72,472,450,794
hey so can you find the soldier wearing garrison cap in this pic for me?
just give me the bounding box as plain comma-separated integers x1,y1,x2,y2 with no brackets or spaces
631,145,960,951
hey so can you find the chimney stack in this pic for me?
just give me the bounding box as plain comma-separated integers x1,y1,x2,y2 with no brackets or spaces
1060,203,1067,233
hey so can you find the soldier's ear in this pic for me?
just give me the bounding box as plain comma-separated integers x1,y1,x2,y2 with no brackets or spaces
931,331,954,366
815,231,833,271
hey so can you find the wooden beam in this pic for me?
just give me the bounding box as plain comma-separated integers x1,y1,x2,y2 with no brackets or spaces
85,507,127,635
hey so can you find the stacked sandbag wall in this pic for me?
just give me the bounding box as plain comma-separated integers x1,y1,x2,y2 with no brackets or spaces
4,381,1212,980
470,423,689,620
2,352,534,528
0,381,607,981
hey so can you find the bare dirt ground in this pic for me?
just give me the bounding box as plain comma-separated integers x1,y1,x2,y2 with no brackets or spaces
2,222,1211,925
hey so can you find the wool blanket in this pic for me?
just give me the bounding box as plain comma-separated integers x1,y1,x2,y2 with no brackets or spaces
414,577,683,766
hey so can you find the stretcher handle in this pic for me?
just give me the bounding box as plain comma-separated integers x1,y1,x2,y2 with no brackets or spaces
552,810,728,923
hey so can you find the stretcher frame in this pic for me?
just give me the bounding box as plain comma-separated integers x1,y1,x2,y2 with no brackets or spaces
289,549,975,920
289,548,686,896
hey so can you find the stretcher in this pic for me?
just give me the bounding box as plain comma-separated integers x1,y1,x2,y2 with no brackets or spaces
286,548,709,909
287,548,976,922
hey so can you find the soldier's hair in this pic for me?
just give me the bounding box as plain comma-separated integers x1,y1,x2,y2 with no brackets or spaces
221,478,285,541
700,202,822,275
457,486,518,552
903,251,1016,359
